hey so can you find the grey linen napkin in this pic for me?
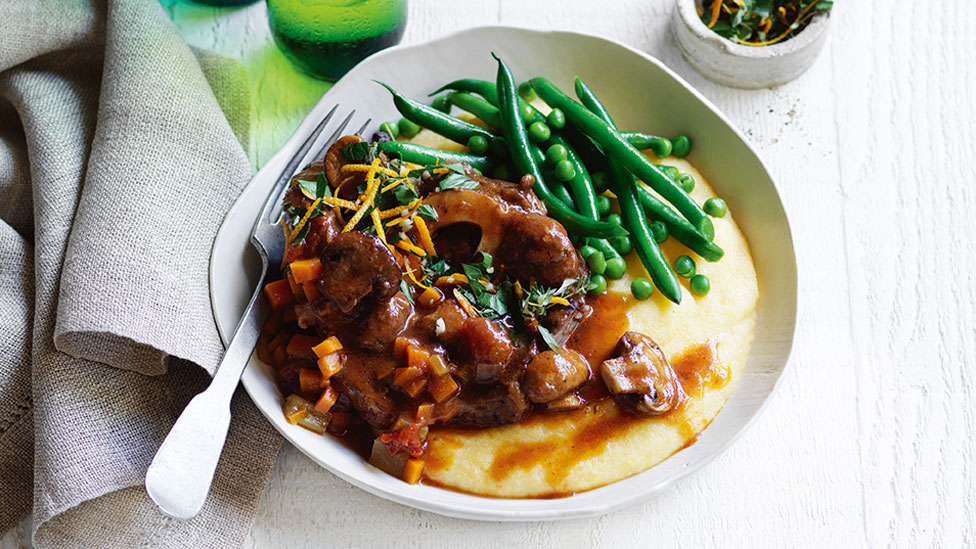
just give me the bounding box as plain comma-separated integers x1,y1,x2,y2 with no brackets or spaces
0,0,283,546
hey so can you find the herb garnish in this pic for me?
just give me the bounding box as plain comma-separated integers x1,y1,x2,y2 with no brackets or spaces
699,0,832,46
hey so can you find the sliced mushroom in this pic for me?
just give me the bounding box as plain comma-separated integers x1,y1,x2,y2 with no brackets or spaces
600,332,686,417
317,232,400,313
523,349,589,403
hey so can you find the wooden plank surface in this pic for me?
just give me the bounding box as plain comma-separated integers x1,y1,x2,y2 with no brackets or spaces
5,0,972,546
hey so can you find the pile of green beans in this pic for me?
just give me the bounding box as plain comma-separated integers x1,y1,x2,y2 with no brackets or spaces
375,59,724,303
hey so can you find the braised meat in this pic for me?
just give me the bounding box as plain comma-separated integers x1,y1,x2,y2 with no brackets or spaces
498,213,587,288
332,353,399,429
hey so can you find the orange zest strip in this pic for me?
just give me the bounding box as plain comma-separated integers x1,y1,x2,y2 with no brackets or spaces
708,0,722,28
385,199,423,226
395,239,427,257
342,158,383,232
286,197,322,248
435,273,469,285
371,208,388,245
453,287,478,317
381,177,408,193
549,296,570,307
379,199,420,221
340,163,399,178
398,253,430,290
413,217,437,257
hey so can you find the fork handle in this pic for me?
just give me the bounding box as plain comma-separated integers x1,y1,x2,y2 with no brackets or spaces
145,280,269,520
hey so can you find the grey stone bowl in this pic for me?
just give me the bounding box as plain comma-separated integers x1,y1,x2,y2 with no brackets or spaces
672,0,831,89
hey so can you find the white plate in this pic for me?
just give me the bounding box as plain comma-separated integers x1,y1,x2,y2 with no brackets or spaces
210,26,797,521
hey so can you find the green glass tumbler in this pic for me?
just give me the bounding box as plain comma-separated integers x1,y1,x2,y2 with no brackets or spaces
267,0,408,81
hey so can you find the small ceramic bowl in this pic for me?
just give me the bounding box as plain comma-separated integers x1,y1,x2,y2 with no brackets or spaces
672,0,830,89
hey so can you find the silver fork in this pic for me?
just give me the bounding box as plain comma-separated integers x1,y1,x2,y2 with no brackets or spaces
144,106,371,521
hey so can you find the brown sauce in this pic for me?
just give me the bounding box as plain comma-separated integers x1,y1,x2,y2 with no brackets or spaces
566,291,631,403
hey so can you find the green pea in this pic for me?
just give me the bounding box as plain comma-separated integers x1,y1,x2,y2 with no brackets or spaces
545,144,568,166
673,255,696,278
520,102,536,122
591,171,610,192
658,165,680,179
605,213,623,226
604,257,627,280
397,118,421,139
676,173,695,193
586,250,607,275
489,136,508,158
518,81,537,101
554,159,576,182
611,235,633,255
650,137,672,158
649,221,668,243
704,197,727,218
380,121,399,139
631,278,654,300
690,274,710,297
546,108,566,130
492,163,511,181
595,195,612,218
432,95,451,113
671,135,691,158
588,274,607,294
528,121,551,143
467,135,489,156
578,245,597,260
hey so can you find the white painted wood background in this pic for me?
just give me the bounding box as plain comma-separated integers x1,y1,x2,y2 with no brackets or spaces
4,0,974,547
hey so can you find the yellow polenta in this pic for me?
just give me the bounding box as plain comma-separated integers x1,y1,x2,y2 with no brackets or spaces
406,125,759,498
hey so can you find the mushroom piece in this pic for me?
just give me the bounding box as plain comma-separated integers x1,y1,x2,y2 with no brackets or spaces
316,231,401,313
600,332,686,417
523,349,589,403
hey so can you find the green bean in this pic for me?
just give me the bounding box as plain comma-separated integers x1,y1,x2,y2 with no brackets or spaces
447,91,501,129
492,56,626,239
518,81,537,101
430,78,544,123
377,141,493,172
574,76,682,304
531,76,711,239
621,132,672,158
636,185,724,262
378,81,494,146
587,237,621,260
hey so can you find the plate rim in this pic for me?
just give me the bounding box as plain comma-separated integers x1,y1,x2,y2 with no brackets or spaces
209,24,798,521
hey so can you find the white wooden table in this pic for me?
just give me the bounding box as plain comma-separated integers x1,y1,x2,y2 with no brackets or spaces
22,1,972,547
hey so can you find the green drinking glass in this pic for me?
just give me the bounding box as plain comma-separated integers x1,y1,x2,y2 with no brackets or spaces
267,0,408,81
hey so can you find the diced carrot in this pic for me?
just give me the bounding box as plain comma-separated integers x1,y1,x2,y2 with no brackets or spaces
401,376,427,399
393,366,423,388
312,335,343,358
403,458,425,485
416,286,443,308
302,283,320,302
317,353,343,379
289,258,324,284
286,272,302,297
283,394,310,424
314,384,340,414
415,403,435,423
406,344,430,371
394,337,414,361
286,334,319,360
299,368,323,394
255,334,272,365
429,374,459,403
428,354,450,377
263,279,294,310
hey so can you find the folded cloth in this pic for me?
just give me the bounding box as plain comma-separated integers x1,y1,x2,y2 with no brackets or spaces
0,1,282,547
